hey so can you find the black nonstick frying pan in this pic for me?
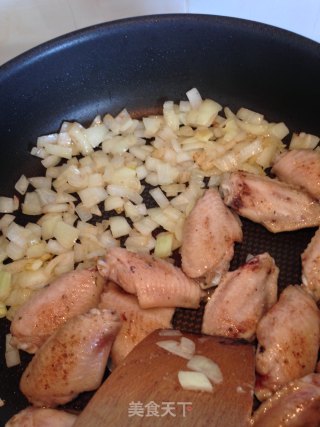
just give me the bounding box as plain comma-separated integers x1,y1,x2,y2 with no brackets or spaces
0,14,319,424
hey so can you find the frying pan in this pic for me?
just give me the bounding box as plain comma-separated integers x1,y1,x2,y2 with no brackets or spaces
0,14,319,424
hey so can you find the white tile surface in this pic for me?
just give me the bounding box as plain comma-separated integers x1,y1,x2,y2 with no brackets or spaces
0,0,186,65
188,0,320,43
0,0,319,66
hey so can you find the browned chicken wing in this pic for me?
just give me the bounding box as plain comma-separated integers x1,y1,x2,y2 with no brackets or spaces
301,227,320,301
20,308,121,407
272,149,320,200
5,407,77,427
97,247,202,309
255,286,320,401
10,269,104,353
99,282,174,366
252,374,320,427
181,188,243,287
220,171,320,232
202,253,278,340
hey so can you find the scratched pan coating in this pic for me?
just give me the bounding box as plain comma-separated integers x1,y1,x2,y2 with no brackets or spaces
0,14,319,424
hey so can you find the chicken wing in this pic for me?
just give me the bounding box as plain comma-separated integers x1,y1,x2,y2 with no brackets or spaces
10,269,104,353
181,188,242,287
20,308,121,407
99,282,174,366
301,227,320,301
202,253,278,341
220,171,320,232
272,149,320,200
252,374,320,427
5,407,77,427
255,285,320,401
97,247,202,309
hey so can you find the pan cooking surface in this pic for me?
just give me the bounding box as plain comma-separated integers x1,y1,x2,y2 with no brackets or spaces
0,13,319,424
0,176,316,421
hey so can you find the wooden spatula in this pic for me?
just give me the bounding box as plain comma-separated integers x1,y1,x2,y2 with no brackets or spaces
74,330,255,427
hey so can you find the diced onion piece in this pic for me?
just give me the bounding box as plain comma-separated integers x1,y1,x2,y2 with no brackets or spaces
187,355,223,384
124,201,146,222
133,217,158,236
53,221,79,250
69,123,93,155
107,185,143,205
156,337,195,360
29,177,52,189
75,203,92,222
147,208,176,233
0,197,17,214
256,141,279,168
104,196,124,212
45,143,72,159
41,155,60,168
22,192,42,215
0,214,15,230
143,116,162,137
186,88,203,109
109,216,131,238
42,203,70,214
38,213,61,240
15,175,29,195
163,101,179,132
5,349,21,368
6,242,26,260
178,371,213,393
187,99,222,127
84,124,108,148
154,232,173,258
236,139,263,163
30,146,46,159
6,222,32,248
78,186,108,208
26,242,47,258
37,133,58,147
269,122,289,139
289,132,320,150
0,302,7,318
0,271,11,301
155,162,180,186
180,337,196,355
236,107,264,125
149,187,170,209
14,269,50,290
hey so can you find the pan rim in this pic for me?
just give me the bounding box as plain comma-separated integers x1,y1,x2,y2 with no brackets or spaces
0,13,319,76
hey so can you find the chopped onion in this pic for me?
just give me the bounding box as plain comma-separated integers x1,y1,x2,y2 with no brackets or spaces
0,197,17,214
178,371,213,393
52,221,79,250
109,216,131,238
154,232,174,258
187,355,223,384
0,271,11,301
0,214,15,231
186,88,203,109
290,132,319,150
149,187,170,209
156,337,195,360
78,186,108,208
0,87,314,315
22,192,42,215
5,334,21,367
15,175,29,195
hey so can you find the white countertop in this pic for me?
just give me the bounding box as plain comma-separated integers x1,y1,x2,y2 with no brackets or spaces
0,0,319,66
